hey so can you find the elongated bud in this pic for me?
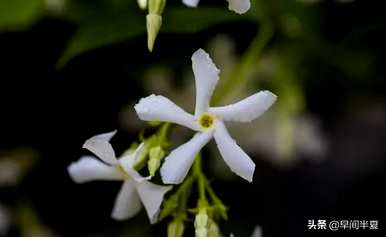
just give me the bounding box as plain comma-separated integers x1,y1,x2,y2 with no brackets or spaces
208,219,221,237
148,146,165,176
133,142,150,169
146,14,162,52
137,0,147,10
167,219,185,237
195,209,209,237
148,0,166,14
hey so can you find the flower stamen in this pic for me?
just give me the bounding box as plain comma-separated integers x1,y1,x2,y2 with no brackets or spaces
199,113,216,129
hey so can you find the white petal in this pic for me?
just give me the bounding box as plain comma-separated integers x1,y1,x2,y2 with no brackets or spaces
135,181,172,224
209,91,277,122
111,180,142,221
119,143,151,182
68,156,123,183
160,131,213,184
82,130,118,165
182,0,200,7
251,225,263,237
192,49,220,116
213,121,255,182
135,94,200,131
227,0,250,14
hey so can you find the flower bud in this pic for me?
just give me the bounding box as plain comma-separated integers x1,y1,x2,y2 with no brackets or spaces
148,146,165,176
167,219,185,237
146,13,162,52
208,219,221,237
148,0,166,15
195,209,209,237
137,0,147,10
196,228,208,237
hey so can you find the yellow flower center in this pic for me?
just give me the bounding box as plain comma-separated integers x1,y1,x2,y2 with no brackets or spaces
199,113,216,129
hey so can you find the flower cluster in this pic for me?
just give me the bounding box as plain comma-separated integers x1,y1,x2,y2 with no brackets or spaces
68,49,276,232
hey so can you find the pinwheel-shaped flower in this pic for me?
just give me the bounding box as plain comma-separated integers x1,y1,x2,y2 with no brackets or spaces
183,0,250,14
135,49,277,184
68,131,171,223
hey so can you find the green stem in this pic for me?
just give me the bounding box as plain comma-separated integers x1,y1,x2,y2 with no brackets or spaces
211,13,273,105
193,154,207,203
158,122,171,144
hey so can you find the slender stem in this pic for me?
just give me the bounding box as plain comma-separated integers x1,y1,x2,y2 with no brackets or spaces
158,122,171,143
193,154,207,202
211,9,273,105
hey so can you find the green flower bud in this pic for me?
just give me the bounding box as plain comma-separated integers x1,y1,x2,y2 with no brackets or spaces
148,146,165,176
167,219,185,237
133,142,150,169
148,0,166,15
208,219,221,237
196,228,208,237
137,0,147,10
146,13,162,52
195,209,209,237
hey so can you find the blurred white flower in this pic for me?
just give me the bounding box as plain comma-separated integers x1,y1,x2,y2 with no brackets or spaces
228,114,327,167
68,131,172,223
251,225,262,237
135,49,277,184
182,0,250,14
45,0,66,14
0,204,10,236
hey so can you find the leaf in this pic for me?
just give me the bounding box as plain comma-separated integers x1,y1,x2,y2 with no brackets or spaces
163,7,254,33
0,0,45,30
57,7,256,67
57,13,145,68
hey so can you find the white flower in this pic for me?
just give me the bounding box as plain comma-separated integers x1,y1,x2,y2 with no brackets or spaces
135,49,277,184
68,131,172,223
182,0,251,14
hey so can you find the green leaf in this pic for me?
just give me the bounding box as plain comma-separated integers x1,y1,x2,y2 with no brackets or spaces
163,7,254,33
0,0,45,30
57,7,255,67
57,13,145,68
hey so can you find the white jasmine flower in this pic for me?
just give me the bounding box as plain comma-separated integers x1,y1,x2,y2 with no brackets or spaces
68,131,172,223
182,0,250,14
135,49,277,184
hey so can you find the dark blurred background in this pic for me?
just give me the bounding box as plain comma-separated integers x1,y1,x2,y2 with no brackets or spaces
0,0,385,236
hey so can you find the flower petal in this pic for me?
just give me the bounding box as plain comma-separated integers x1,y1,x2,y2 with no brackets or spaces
209,91,277,122
213,121,255,182
135,94,200,131
227,0,250,14
82,130,118,165
135,181,172,224
192,49,220,116
111,180,142,221
68,156,123,183
182,0,200,7
160,131,213,184
119,143,151,182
